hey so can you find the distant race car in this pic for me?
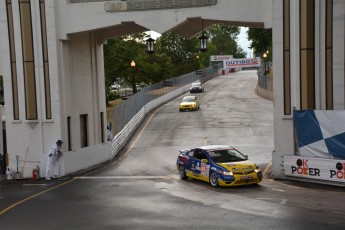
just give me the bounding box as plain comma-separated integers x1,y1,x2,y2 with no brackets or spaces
189,81,204,93
176,145,262,187
179,95,200,112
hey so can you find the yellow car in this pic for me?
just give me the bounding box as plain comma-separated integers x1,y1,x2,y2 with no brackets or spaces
179,96,200,112
176,145,262,187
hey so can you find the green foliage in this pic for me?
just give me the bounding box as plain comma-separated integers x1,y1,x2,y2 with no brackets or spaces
159,32,199,76
247,28,272,59
103,24,250,103
207,24,246,58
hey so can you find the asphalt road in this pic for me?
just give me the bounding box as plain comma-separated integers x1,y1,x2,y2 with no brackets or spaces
1,70,345,230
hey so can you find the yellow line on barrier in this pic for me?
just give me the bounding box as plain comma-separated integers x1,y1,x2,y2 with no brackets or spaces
0,107,163,216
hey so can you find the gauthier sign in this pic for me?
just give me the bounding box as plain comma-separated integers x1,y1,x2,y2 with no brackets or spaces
210,55,233,62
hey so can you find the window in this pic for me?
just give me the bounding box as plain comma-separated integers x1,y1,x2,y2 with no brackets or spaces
39,0,52,119
19,0,38,119
325,0,333,109
100,112,105,143
80,114,88,148
67,116,72,151
6,0,19,120
300,0,315,110
283,0,291,115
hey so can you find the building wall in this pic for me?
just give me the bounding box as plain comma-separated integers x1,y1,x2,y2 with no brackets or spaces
0,0,109,177
272,0,345,179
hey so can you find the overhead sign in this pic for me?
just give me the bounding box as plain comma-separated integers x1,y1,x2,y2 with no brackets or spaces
210,55,233,62
223,57,260,68
284,156,345,183
105,0,217,12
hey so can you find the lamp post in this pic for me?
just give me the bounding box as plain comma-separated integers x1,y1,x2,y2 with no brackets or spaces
199,34,208,52
196,55,199,70
199,19,208,52
262,53,267,75
130,60,137,94
146,37,155,54
265,50,270,73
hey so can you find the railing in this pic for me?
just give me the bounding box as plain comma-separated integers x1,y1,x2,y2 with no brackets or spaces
109,64,222,134
257,64,272,91
109,63,223,159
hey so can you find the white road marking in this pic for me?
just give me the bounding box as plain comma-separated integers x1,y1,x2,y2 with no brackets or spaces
280,199,287,205
77,176,166,179
22,184,48,186
271,188,285,192
256,197,288,205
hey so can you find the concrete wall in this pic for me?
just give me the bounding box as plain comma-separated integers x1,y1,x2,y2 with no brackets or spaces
53,0,272,39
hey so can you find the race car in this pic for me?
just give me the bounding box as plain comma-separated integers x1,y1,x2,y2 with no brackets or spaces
176,145,262,187
189,81,204,93
179,95,200,112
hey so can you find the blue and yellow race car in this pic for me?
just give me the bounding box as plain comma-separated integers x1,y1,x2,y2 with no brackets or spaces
176,145,262,187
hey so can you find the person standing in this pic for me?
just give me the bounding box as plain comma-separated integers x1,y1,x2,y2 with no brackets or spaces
46,140,63,180
107,126,113,142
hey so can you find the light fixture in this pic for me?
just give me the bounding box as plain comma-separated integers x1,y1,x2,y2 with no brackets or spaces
199,19,208,52
263,53,267,59
146,37,155,54
131,60,136,68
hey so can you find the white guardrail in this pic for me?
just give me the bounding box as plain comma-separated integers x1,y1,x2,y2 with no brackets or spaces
110,84,190,159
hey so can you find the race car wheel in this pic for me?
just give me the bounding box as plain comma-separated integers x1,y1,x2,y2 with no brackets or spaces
209,171,219,187
179,165,188,180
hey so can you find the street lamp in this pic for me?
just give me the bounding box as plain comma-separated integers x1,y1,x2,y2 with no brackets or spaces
199,19,208,52
196,55,199,70
146,37,155,54
265,50,270,73
130,60,137,94
199,34,208,52
262,53,267,75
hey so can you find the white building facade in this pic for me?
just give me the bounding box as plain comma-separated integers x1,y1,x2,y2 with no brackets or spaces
0,0,344,185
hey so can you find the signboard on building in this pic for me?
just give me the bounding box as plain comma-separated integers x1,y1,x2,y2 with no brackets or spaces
223,57,260,68
210,55,233,62
284,156,345,183
105,0,217,12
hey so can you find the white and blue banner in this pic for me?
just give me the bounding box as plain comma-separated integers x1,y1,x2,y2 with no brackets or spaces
294,110,345,160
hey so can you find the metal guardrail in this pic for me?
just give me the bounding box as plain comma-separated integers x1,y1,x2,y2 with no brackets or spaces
257,65,272,90
109,63,222,134
109,63,222,159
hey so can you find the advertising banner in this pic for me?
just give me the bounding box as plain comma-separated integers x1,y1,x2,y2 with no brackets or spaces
294,110,345,159
210,55,233,62
284,156,345,183
223,57,260,68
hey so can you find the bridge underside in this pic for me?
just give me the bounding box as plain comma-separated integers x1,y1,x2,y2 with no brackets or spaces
78,18,265,42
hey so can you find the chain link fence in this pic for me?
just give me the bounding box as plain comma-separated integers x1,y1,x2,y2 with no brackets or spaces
109,63,223,135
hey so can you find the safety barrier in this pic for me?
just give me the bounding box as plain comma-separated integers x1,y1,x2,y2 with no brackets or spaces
109,67,221,160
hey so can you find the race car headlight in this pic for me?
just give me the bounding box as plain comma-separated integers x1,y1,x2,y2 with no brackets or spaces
255,165,261,173
217,169,233,176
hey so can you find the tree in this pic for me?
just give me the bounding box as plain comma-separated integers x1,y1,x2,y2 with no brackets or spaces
207,24,246,59
247,28,272,59
159,32,200,76
103,34,147,101
103,24,251,104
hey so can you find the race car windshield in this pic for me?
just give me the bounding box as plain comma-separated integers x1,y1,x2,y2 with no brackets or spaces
208,150,247,163
192,82,201,87
182,97,196,102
